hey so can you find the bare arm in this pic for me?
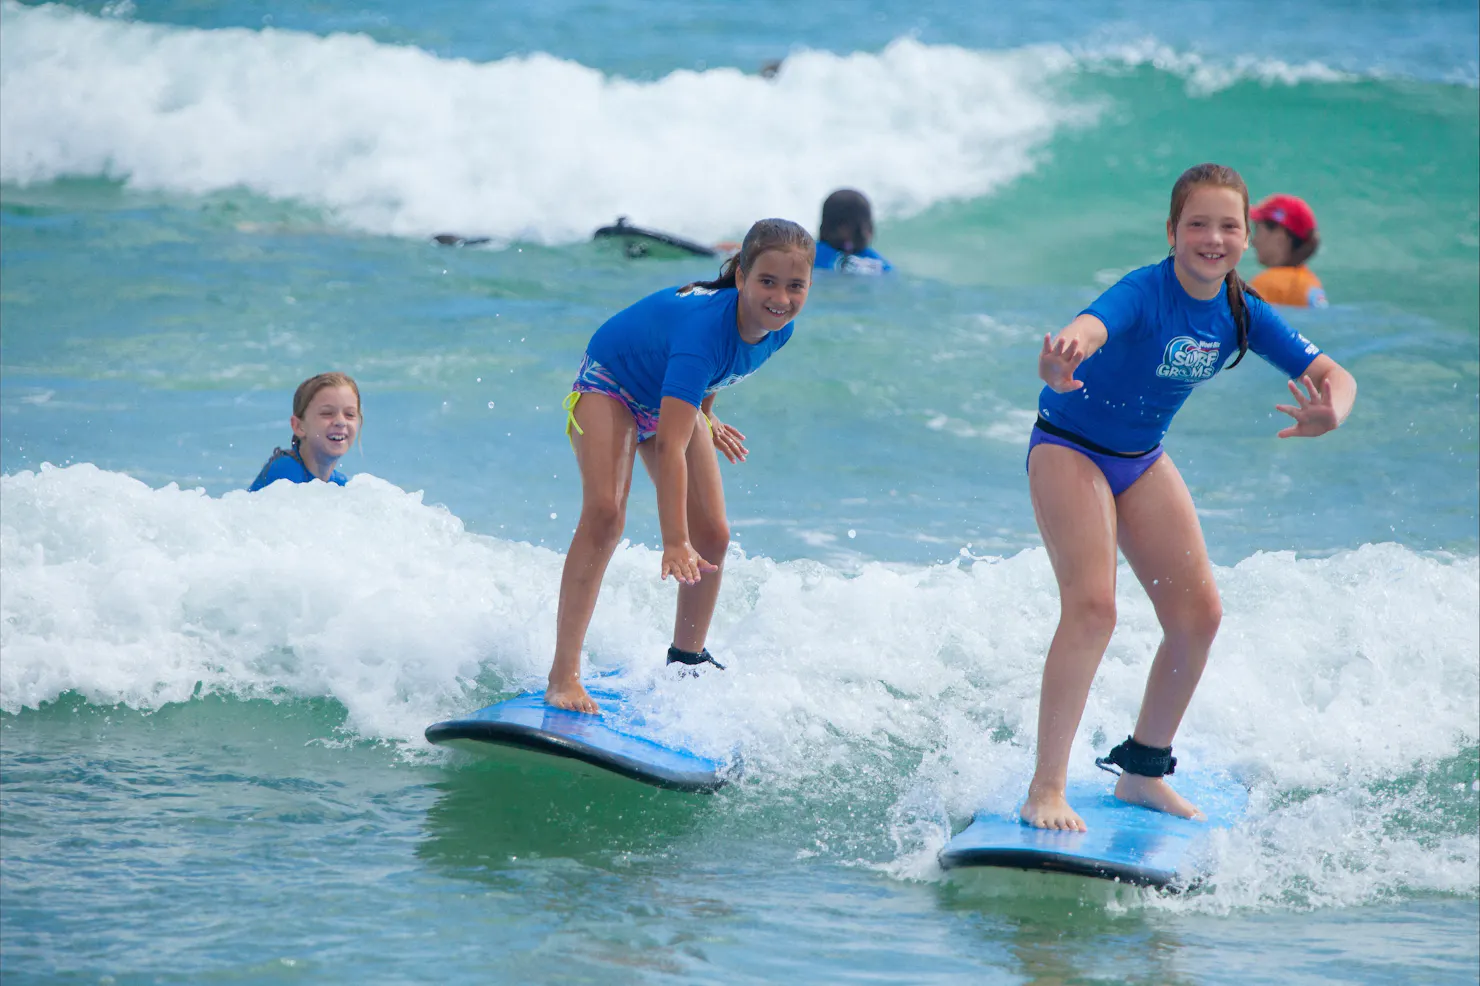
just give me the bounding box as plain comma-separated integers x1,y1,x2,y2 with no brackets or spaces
1275,354,1357,438
1039,314,1109,392
653,396,717,582
699,392,749,463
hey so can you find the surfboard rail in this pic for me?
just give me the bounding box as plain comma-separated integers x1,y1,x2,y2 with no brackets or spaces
425,717,729,793
937,844,1174,888
425,689,734,794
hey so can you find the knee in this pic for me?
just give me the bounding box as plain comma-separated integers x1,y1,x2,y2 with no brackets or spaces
1063,591,1117,641
689,516,731,560
580,500,626,545
1167,586,1222,645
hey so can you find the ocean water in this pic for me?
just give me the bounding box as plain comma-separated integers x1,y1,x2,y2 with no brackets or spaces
2,1,1477,983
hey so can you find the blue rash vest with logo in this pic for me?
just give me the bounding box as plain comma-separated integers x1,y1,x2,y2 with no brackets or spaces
813,242,892,275
1038,257,1322,453
585,285,794,409
248,449,348,491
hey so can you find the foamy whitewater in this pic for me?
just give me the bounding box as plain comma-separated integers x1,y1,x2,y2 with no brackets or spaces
4,464,1475,913
0,1,1417,245
3,1,1477,982
0,2,1084,240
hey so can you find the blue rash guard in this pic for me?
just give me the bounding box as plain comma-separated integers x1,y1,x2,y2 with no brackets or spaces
814,242,892,275
248,448,348,492
1038,258,1323,453
584,285,795,409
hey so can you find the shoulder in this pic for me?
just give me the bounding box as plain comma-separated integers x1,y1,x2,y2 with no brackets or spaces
248,449,307,491
813,242,841,268
673,284,736,303
1085,260,1165,321
1244,289,1283,327
1245,292,1317,354
329,469,349,486
671,285,738,327
1105,260,1168,297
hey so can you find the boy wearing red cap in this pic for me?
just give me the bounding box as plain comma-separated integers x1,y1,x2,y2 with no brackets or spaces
1249,194,1328,308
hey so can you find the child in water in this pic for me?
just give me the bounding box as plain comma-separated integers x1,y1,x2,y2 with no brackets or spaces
547,219,815,713
1248,194,1328,308
248,372,361,491
1020,163,1357,831
814,189,892,275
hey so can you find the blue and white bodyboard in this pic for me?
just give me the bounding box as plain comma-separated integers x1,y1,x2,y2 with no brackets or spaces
939,773,1247,889
425,686,732,794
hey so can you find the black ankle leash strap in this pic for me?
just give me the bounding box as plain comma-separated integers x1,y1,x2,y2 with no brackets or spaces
666,646,726,670
1095,736,1177,777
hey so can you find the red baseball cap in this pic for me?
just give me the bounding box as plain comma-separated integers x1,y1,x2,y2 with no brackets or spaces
1250,194,1317,240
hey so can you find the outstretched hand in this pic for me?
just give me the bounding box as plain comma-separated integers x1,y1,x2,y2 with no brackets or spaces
660,541,718,586
1039,333,1086,392
709,413,748,463
1275,374,1339,438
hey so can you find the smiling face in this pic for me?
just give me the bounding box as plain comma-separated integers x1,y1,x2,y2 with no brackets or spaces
1166,184,1249,299
291,384,360,464
734,247,812,341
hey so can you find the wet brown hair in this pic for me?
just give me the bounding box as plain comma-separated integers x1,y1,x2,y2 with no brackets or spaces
290,372,361,452
1263,221,1322,267
1169,163,1262,369
818,188,875,254
685,218,816,292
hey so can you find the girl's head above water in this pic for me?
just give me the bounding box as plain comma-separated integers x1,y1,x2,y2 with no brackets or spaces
818,188,875,255
1251,194,1322,268
290,371,361,461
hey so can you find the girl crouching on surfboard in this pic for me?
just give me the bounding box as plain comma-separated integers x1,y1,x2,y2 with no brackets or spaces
546,219,815,713
1019,163,1357,831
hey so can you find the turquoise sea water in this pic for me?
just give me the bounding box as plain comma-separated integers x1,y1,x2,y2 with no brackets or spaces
2,1,1478,983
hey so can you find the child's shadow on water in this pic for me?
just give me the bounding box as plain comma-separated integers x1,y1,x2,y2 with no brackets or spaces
415,755,714,879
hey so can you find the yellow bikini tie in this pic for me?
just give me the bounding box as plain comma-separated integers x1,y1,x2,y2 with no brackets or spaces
562,391,585,441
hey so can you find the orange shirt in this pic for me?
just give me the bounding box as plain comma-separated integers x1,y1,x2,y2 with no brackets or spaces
1250,265,1327,308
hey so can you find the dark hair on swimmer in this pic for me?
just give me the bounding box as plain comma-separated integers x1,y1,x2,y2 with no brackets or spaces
1287,227,1321,267
685,218,816,292
818,188,874,254
290,371,361,452
1168,163,1262,370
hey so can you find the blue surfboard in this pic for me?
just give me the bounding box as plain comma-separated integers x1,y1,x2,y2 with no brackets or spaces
939,773,1248,889
424,686,733,794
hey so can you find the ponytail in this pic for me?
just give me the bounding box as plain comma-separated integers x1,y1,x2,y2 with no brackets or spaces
1223,270,1260,369
683,218,815,293
687,253,743,292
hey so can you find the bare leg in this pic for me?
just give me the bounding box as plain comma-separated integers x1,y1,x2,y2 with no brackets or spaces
1020,444,1120,831
547,396,639,713
1111,453,1220,819
638,410,729,654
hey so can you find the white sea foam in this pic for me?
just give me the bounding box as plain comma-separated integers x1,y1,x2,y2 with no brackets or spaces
3,463,1476,906
0,2,1086,242
3,4,1381,246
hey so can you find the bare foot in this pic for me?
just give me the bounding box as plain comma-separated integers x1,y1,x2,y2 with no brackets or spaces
544,679,600,714
1114,773,1205,820
1020,784,1087,831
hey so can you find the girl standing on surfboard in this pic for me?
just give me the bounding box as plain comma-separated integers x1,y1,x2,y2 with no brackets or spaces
1019,163,1358,831
546,218,815,713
